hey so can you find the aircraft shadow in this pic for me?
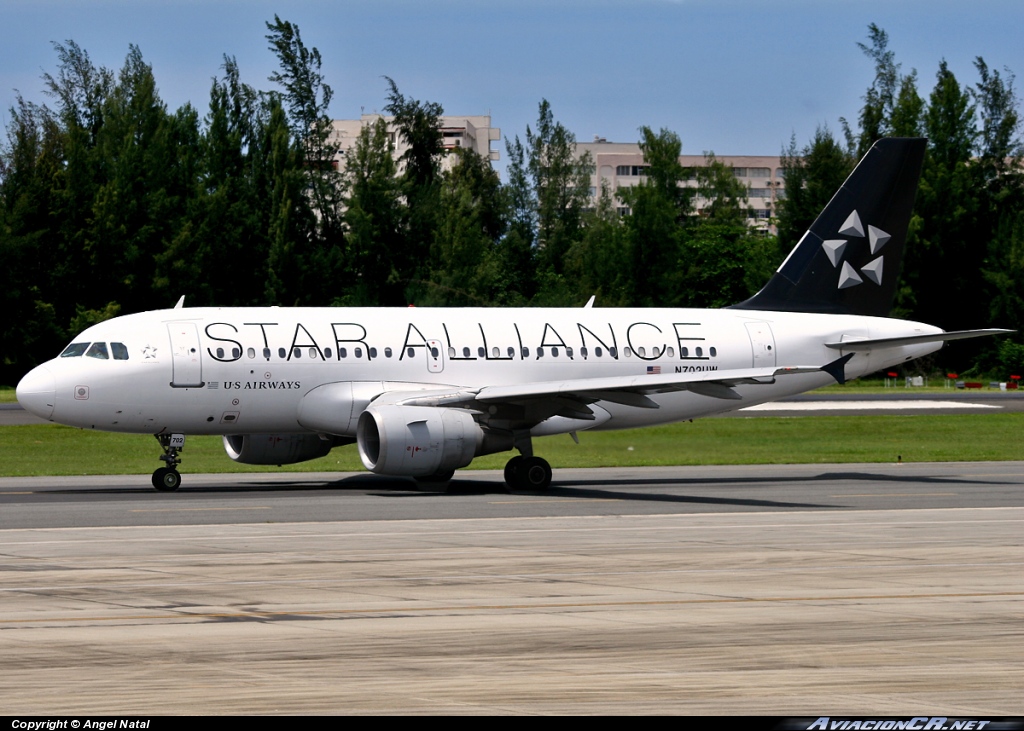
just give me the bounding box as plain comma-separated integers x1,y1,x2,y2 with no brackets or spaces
34,469,1005,512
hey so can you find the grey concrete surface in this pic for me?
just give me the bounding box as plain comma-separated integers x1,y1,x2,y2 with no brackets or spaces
0,463,1022,714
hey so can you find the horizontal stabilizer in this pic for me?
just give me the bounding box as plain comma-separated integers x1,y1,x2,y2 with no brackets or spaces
824,328,1014,351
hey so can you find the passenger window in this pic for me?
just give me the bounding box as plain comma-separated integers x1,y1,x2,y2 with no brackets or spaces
507,347,514,357
111,342,130,360
263,348,271,360
478,347,486,358
463,347,471,358
324,348,332,359
86,342,109,360
385,348,393,358
537,348,544,358
581,347,588,358
61,343,90,358
696,347,703,357
521,347,530,358
609,347,618,358
681,347,689,357
624,347,632,358
369,347,377,358
638,347,646,357
595,347,603,357
232,347,241,359
407,347,415,358
216,348,225,359
355,347,363,358
340,348,348,358
247,347,255,359
492,347,499,358
430,347,439,358
552,347,559,357
710,347,717,357
278,348,286,359
566,347,573,358
293,348,302,359
667,347,675,358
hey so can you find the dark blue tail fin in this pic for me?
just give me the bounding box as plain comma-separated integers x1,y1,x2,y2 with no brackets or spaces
732,137,926,317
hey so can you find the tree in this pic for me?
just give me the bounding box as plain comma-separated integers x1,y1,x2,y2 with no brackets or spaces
382,78,445,296
425,148,505,305
776,128,854,255
493,134,537,303
265,15,343,242
904,61,979,330
525,100,593,280
340,118,404,305
564,181,629,306
679,153,769,308
617,127,690,306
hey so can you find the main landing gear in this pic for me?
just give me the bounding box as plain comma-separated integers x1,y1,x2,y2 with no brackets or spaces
152,433,184,492
503,433,552,491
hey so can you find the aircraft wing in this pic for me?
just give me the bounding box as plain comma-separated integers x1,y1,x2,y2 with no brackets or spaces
385,365,823,425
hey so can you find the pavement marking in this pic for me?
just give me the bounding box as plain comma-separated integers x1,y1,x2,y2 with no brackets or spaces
831,492,958,497
741,400,1001,411
488,499,622,504
128,506,273,513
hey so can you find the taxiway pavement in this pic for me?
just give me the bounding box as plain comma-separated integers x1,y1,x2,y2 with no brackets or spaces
1,462,1022,714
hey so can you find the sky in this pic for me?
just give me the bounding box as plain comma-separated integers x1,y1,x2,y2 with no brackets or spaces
2,0,1022,176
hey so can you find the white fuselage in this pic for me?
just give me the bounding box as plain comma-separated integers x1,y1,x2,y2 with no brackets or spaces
17,306,943,438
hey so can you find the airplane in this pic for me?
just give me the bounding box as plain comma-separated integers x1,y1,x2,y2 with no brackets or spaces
15,137,1011,492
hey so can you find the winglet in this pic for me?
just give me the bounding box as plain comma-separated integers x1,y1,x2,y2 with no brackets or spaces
173,295,186,310
821,353,856,385
584,295,596,309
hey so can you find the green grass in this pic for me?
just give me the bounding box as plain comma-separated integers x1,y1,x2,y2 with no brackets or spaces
0,388,16,404
2,413,1022,477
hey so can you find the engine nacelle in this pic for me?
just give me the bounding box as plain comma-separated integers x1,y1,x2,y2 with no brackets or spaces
223,433,335,465
357,405,510,477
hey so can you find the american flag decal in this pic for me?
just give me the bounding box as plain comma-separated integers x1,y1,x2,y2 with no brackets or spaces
647,366,661,375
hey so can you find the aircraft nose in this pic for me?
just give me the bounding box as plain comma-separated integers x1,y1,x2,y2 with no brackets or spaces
16,365,55,420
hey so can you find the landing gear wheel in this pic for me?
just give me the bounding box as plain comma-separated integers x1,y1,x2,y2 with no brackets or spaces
415,470,455,484
503,455,524,488
519,456,552,491
153,433,184,492
152,467,181,492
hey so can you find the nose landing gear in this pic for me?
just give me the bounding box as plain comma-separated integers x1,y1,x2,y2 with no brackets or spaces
152,433,184,492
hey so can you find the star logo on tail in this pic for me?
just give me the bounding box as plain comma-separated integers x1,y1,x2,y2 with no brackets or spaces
821,210,889,290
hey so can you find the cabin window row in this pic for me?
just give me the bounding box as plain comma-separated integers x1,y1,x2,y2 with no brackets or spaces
430,345,717,359
217,346,393,360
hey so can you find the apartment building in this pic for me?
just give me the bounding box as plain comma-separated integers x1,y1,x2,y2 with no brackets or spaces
331,114,501,172
577,139,785,232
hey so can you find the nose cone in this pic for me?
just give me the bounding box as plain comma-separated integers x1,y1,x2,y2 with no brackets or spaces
16,365,55,420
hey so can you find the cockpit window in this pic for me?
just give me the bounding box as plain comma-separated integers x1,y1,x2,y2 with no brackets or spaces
60,343,90,358
111,342,129,360
86,342,109,360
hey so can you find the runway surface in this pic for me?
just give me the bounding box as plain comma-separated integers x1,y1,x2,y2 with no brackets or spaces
1,462,1023,714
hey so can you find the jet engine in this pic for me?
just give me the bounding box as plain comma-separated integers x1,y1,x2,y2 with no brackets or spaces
223,433,342,465
356,405,511,477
